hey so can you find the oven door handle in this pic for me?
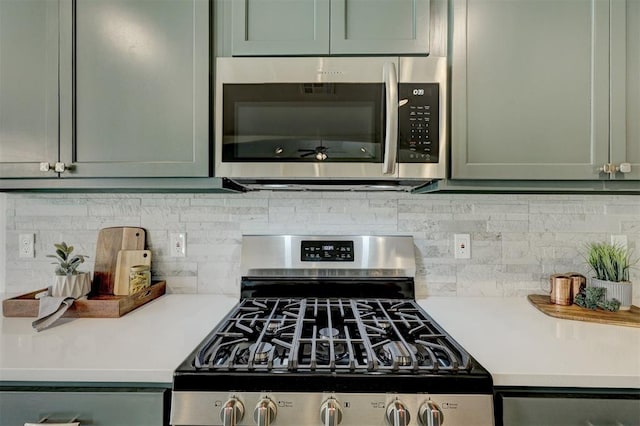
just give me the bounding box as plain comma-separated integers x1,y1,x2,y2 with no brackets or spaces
382,62,398,175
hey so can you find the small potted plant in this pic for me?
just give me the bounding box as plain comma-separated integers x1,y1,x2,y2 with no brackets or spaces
585,242,637,310
46,242,91,298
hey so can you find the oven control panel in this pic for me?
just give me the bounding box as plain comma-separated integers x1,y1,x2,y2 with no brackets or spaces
171,391,494,426
301,240,354,262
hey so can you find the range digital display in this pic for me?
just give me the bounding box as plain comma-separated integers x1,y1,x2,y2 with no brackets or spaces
301,240,354,262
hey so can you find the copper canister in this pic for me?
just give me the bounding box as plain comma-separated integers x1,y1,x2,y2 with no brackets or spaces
549,275,572,305
568,273,586,301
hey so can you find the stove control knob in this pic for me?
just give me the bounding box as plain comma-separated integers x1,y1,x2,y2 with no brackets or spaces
220,397,245,426
254,398,277,426
320,397,343,426
386,400,411,426
419,400,444,426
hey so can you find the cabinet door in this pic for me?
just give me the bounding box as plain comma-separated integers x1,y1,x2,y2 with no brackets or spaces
610,0,640,180
59,0,209,178
330,0,430,54
232,0,330,55
0,389,166,426
451,0,610,180
0,0,59,178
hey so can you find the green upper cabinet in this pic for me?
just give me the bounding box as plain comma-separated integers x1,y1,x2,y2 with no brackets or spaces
0,0,209,180
230,0,430,56
0,0,59,178
330,0,430,54
60,0,210,178
610,0,640,180
451,0,612,180
232,0,330,55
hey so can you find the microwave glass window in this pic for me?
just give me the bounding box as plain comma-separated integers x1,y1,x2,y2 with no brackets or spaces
222,83,384,162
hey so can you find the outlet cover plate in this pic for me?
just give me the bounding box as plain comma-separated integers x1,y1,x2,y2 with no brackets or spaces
454,234,471,259
169,233,186,257
19,233,35,258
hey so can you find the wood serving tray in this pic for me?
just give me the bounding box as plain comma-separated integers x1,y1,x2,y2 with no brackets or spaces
2,281,166,318
527,294,640,328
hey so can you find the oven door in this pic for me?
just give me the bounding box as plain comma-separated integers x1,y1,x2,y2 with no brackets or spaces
214,57,399,180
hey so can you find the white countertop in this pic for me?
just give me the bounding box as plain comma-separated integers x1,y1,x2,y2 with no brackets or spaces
1,295,639,389
419,297,640,389
0,294,237,384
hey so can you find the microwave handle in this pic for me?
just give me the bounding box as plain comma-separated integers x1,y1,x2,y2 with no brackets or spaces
382,62,398,175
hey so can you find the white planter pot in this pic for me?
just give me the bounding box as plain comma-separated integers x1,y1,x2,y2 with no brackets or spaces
51,273,91,299
589,278,633,310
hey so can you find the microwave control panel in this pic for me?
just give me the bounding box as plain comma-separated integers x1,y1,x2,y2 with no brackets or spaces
301,240,354,262
398,83,439,163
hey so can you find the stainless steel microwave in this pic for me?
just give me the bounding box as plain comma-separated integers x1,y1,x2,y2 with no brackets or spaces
214,57,446,191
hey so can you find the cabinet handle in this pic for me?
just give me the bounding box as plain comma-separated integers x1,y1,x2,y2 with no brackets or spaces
599,162,632,178
598,163,619,178
25,423,79,426
54,162,67,173
619,162,631,173
382,62,398,175
39,162,53,172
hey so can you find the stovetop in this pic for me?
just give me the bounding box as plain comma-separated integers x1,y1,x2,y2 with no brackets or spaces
174,284,492,394
195,297,470,374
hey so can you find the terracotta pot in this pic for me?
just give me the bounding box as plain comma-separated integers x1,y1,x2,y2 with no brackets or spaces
51,272,91,299
589,278,633,310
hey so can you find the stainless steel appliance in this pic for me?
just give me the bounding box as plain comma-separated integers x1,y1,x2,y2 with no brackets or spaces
171,235,494,426
214,57,447,191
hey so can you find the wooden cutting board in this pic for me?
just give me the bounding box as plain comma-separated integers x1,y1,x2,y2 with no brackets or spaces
93,227,146,295
527,294,640,328
113,250,152,295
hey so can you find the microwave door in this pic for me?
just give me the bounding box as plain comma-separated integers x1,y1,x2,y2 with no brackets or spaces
215,57,401,181
219,83,393,179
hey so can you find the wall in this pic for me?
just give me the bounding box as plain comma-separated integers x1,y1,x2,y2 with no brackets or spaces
3,192,639,303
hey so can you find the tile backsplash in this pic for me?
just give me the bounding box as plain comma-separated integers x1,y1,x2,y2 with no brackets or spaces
2,192,639,302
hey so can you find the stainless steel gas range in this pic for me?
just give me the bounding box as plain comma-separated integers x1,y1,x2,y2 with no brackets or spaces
171,235,494,426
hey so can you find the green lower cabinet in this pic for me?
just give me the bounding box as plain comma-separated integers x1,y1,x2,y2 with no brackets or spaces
0,388,169,426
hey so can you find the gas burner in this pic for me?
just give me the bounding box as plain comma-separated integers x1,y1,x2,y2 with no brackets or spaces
379,342,417,367
234,342,273,365
251,342,273,363
316,341,349,362
376,319,391,331
264,316,285,335
315,327,348,362
319,327,340,339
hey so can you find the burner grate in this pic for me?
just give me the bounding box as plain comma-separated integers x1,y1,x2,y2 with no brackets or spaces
194,298,471,374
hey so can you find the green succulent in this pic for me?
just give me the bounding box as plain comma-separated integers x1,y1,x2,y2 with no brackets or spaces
46,242,88,276
574,287,620,312
585,242,636,283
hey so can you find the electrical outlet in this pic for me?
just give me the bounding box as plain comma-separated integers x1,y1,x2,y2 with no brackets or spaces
169,233,186,257
454,234,471,259
19,233,35,258
611,234,628,250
